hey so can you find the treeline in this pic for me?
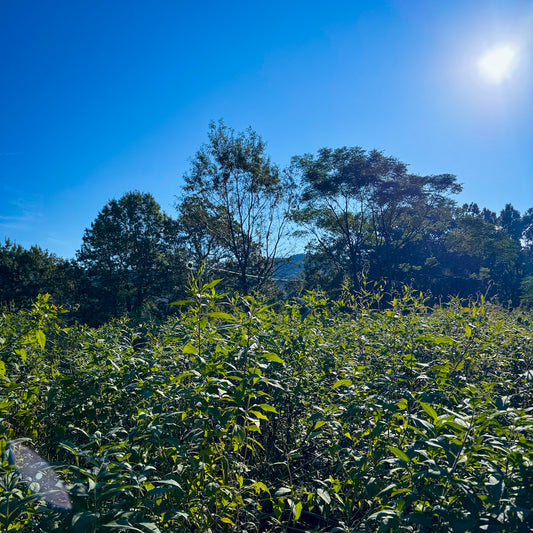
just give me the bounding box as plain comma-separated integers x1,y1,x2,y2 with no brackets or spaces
1,120,532,323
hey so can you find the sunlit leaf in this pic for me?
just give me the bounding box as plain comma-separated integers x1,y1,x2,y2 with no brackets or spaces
258,404,278,414
15,347,27,363
332,379,352,389
262,352,284,364
170,300,195,306
293,501,303,521
316,488,331,504
251,481,270,494
387,445,410,462
274,487,292,498
35,330,46,350
182,343,198,354
203,279,223,290
420,401,439,421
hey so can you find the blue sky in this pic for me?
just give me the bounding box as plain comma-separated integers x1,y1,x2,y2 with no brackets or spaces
1,0,532,259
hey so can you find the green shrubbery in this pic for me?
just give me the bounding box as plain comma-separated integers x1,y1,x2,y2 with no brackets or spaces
1,279,532,532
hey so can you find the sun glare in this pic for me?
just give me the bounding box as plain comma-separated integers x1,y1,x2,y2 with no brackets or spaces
477,43,519,83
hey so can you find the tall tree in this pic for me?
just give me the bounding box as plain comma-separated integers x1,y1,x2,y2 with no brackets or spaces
499,203,523,243
292,147,461,291
177,120,294,294
521,207,533,280
77,191,184,322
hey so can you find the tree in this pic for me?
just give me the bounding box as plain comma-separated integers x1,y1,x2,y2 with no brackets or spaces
519,276,533,308
445,210,522,302
521,207,533,281
522,208,533,248
292,147,461,292
440,203,533,305
177,120,294,294
499,203,523,242
77,191,185,322
498,204,533,303
0,239,78,308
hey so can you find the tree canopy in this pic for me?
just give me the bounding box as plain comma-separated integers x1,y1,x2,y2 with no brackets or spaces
0,239,78,308
178,120,294,294
77,191,184,322
292,147,462,291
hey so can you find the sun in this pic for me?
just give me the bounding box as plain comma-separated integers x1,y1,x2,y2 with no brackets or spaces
477,43,519,84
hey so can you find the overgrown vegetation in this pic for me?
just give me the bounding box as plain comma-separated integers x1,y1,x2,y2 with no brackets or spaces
1,271,532,532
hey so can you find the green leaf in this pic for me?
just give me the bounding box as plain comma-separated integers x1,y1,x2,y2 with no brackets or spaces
101,521,147,532
397,398,408,410
138,524,161,533
377,483,399,497
314,420,326,430
35,330,46,350
274,487,292,498
417,334,455,345
170,299,194,306
251,481,270,494
72,512,99,530
220,517,235,525
368,509,400,529
155,479,182,488
203,279,223,290
206,311,235,320
387,445,410,462
433,335,454,345
293,501,303,521
249,410,269,421
182,343,198,354
419,401,439,421
14,347,27,363
332,379,352,389
262,352,284,364
258,404,278,414
0,360,5,377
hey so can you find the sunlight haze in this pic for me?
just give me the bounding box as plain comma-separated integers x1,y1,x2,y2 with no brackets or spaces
478,43,519,83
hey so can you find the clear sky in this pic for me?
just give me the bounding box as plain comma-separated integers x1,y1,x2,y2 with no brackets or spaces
1,0,532,259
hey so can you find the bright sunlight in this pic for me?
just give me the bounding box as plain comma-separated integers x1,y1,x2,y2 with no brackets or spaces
477,43,519,83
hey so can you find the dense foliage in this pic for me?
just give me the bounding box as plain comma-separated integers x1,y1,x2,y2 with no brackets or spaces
291,147,461,292
0,240,80,310
1,276,532,531
290,149,532,305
